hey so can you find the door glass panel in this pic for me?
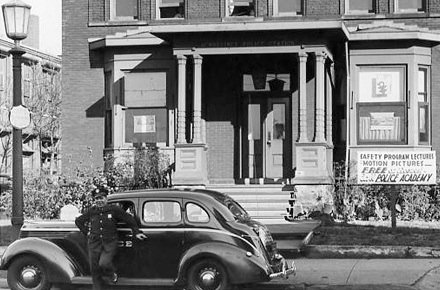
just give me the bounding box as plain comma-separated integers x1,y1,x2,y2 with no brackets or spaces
273,104,285,140
143,201,181,223
186,203,209,223
248,104,260,140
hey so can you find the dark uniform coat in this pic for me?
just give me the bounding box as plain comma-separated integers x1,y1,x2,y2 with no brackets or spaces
75,204,141,290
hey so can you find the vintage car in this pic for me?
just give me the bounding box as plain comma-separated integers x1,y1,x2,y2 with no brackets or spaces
0,188,295,290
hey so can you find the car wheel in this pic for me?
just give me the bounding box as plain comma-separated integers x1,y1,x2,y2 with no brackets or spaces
187,259,228,290
7,256,52,290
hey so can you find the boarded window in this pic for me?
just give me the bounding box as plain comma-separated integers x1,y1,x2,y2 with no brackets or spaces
124,71,167,107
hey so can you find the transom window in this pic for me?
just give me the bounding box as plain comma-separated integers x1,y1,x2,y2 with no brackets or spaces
110,0,138,20
357,66,406,144
157,0,184,19
346,0,375,14
273,0,303,16
395,0,426,13
227,0,255,17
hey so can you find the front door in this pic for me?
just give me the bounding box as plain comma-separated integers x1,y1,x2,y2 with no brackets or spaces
242,93,291,180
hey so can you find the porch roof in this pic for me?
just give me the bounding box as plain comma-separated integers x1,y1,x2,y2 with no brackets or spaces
88,20,350,50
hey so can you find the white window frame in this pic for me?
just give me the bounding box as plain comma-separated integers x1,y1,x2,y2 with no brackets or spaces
110,0,139,21
273,0,302,17
156,0,185,19
226,0,255,17
394,0,426,13
345,0,375,15
418,66,430,144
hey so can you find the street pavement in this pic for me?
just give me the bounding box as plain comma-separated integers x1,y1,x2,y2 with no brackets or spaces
0,256,439,290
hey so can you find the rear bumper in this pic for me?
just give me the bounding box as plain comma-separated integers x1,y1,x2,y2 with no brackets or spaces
269,255,296,279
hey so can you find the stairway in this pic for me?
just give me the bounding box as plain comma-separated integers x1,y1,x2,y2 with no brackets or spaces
206,185,321,257
207,184,290,224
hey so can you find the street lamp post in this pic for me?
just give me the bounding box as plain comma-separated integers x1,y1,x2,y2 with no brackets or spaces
2,0,31,240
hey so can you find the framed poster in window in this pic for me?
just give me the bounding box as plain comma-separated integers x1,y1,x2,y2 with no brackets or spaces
357,103,406,144
125,108,167,144
358,66,405,102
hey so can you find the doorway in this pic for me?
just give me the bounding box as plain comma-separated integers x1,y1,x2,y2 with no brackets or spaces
241,92,291,180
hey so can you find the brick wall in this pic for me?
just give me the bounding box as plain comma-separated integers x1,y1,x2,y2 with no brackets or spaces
187,0,220,19
431,45,440,162
307,0,341,16
63,0,140,168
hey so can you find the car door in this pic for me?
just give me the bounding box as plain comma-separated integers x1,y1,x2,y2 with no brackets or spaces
111,200,140,278
136,198,184,279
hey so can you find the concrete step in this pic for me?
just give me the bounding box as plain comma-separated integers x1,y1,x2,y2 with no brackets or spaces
266,221,321,258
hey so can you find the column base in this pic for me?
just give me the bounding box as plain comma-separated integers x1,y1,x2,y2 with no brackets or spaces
173,143,208,186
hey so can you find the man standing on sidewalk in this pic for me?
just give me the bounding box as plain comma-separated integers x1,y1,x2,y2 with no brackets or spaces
75,187,146,290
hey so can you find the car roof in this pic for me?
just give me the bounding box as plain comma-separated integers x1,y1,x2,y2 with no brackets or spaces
108,188,229,203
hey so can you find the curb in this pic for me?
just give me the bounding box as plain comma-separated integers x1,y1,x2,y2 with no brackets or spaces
304,245,440,259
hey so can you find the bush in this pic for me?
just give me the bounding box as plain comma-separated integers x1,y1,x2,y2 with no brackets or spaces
332,161,440,222
0,146,171,220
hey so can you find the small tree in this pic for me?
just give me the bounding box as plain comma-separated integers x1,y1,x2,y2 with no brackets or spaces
24,62,62,175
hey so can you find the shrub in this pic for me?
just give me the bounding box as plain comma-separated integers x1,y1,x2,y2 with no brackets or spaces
0,146,171,220
332,161,440,222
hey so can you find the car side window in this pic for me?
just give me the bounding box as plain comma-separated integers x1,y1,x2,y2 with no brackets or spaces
116,201,135,216
186,202,209,223
143,201,181,223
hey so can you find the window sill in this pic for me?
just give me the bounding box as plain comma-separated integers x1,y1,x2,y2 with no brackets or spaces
222,16,264,22
89,20,148,27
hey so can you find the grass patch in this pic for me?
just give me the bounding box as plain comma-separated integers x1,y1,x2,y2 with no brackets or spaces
309,220,440,247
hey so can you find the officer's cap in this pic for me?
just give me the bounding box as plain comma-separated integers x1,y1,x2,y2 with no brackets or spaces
91,187,108,198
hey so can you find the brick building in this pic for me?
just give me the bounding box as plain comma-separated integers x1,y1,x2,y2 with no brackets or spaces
62,0,440,221
0,39,61,178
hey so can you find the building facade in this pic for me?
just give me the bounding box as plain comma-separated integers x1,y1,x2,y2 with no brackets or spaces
62,0,440,217
0,39,61,178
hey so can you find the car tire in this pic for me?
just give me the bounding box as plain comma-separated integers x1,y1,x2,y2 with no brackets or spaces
187,259,229,290
7,255,52,290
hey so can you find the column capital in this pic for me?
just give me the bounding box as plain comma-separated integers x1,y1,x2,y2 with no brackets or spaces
193,54,203,64
297,51,308,62
177,55,187,64
314,51,327,63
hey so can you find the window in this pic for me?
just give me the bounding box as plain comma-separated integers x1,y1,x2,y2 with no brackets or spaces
227,0,255,17
395,0,426,13
111,0,138,20
186,203,209,223
143,201,181,223
23,65,32,98
346,0,375,14
124,71,167,107
157,0,184,19
0,57,6,91
273,0,303,16
357,66,406,144
418,67,430,143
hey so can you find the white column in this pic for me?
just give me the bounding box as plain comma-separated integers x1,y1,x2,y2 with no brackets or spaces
297,51,308,142
177,55,187,144
315,52,326,143
326,62,334,147
193,55,203,143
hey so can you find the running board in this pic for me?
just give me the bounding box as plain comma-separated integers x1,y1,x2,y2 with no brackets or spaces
71,276,175,286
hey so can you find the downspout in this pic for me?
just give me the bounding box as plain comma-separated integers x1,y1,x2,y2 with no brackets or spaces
344,40,351,199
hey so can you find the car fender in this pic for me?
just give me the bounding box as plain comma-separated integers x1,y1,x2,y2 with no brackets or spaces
0,237,80,283
176,241,270,285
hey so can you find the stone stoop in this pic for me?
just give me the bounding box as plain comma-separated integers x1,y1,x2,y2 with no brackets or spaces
207,185,320,256
207,184,291,224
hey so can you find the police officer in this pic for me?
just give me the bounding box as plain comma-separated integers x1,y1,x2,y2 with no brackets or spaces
75,187,146,290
